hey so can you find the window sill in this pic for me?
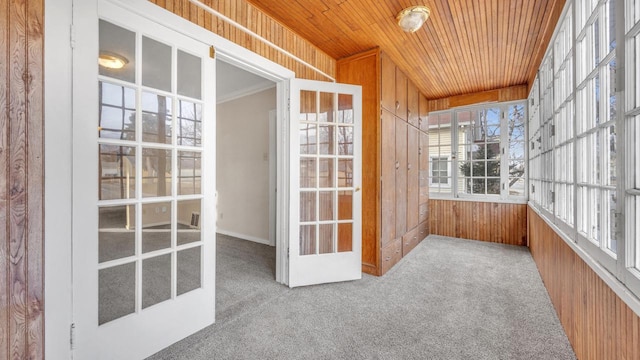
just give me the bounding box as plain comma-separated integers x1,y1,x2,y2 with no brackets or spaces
428,194,528,205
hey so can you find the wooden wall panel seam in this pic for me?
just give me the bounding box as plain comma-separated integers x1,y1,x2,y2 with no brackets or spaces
1,0,9,358
9,0,28,357
26,0,44,357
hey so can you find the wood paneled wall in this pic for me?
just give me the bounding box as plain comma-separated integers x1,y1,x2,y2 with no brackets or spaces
1,0,45,359
429,199,527,246
427,85,528,112
528,207,640,359
148,0,336,81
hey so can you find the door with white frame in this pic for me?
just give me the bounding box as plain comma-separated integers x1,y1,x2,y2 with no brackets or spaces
289,79,362,287
72,1,215,358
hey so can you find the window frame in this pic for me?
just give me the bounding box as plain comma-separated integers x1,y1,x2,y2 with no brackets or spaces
427,100,528,203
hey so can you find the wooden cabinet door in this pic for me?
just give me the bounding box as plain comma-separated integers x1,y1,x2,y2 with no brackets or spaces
381,110,396,247
380,52,396,113
407,81,419,128
419,92,429,132
407,126,420,230
395,117,408,238
419,132,430,205
395,68,408,120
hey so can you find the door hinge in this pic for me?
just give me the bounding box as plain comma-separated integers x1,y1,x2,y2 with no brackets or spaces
70,25,76,49
550,124,556,136
531,184,535,193
550,190,555,203
287,247,290,258
287,98,291,111
70,323,76,349
209,46,216,59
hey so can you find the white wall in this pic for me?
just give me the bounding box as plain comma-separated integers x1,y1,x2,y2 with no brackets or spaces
217,87,275,244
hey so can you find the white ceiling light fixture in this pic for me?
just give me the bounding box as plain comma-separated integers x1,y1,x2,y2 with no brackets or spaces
396,5,431,33
98,51,129,70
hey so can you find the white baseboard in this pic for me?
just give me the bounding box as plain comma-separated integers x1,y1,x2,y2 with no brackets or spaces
217,229,273,246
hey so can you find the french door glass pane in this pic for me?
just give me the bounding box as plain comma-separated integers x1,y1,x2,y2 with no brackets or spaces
99,82,136,140
142,36,172,92
178,100,202,147
142,201,172,253
177,247,201,295
177,50,202,99
319,224,334,254
177,199,201,245
141,92,172,144
99,20,135,83
338,94,353,123
178,151,201,195
142,148,172,197
338,223,353,252
99,205,136,263
319,191,334,221
300,158,317,187
319,92,335,122
99,145,136,200
142,254,172,309
300,225,316,256
99,262,136,325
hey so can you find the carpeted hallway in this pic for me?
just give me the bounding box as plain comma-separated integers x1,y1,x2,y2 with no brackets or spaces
148,234,576,359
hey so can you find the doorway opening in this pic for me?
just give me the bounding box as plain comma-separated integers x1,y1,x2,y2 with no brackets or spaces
215,60,279,317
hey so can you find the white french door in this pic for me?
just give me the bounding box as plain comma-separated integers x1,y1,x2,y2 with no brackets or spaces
72,1,215,358
288,79,362,287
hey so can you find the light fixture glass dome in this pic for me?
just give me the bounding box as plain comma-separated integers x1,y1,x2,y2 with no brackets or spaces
397,5,431,33
98,51,129,70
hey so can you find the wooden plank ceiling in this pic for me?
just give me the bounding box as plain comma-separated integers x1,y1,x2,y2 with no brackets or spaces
244,0,565,99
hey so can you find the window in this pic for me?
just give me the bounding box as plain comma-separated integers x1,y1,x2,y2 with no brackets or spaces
428,101,527,201
430,156,450,186
626,0,640,286
529,0,640,298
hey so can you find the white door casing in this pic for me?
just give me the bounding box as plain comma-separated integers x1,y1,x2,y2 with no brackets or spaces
288,79,363,287
72,0,215,358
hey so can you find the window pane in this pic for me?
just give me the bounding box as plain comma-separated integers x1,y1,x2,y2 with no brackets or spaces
177,50,202,99
142,36,172,92
99,145,136,201
177,199,201,245
319,191,334,221
300,91,317,122
142,202,172,253
142,148,172,197
99,82,136,140
99,205,135,263
319,158,334,188
177,246,201,296
319,224,334,254
99,262,136,325
178,101,202,147
319,92,335,123
142,254,172,309
178,151,201,195
300,225,316,256
338,223,353,252
337,94,353,124
99,20,135,83
142,92,172,144
300,192,316,221
300,158,317,188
